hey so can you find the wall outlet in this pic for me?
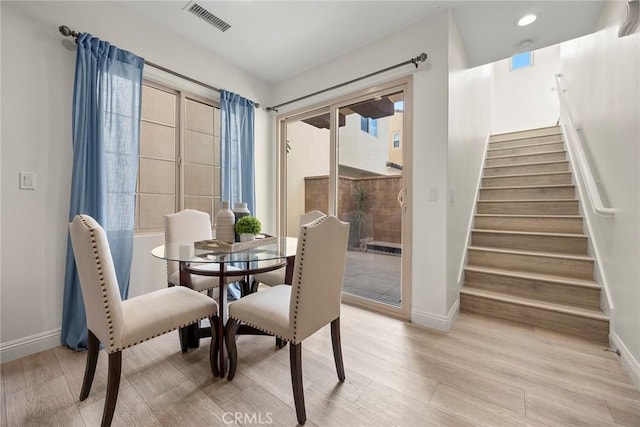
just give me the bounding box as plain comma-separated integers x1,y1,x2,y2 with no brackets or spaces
19,171,36,190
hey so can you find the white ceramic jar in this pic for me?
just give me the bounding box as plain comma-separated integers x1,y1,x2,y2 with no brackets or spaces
215,201,236,243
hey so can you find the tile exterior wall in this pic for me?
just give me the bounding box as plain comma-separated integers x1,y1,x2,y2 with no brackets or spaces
305,175,402,244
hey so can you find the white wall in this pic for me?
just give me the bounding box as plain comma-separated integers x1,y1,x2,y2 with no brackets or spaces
491,44,560,134
446,15,493,311
284,121,330,236
339,114,393,176
559,2,640,384
0,1,273,361
274,11,453,330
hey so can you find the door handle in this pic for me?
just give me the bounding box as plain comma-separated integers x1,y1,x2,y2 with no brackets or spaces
397,188,407,208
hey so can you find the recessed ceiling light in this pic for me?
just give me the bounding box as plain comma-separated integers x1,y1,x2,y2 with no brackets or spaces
517,14,538,26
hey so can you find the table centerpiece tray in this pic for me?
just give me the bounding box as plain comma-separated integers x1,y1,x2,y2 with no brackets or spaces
194,234,277,253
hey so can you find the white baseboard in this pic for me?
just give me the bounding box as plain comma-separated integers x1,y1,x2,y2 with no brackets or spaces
611,331,640,391
0,328,62,363
411,299,460,332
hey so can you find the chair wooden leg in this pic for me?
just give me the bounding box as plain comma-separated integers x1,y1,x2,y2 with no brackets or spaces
79,330,100,401
225,318,239,380
102,351,122,427
170,282,189,353
187,322,200,349
330,317,346,381
290,343,306,425
178,327,189,353
209,316,220,376
251,280,259,293
240,280,250,297
275,337,287,349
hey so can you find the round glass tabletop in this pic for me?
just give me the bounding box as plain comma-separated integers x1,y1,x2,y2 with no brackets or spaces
152,236,298,264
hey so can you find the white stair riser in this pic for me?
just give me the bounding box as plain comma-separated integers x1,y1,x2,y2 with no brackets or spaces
482,173,572,187
471,231,588,254
485,152,566,167
477,201,579,215
487,142,565,158
460,294,608,342
479,186,575,201
489,134,563,149
468,249,594,279
484,161,569,177
474,216,584,233
464,269,601,308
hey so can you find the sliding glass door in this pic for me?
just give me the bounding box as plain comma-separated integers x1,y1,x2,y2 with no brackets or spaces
280,107,330,237
337,90,405,308
278,78,411,318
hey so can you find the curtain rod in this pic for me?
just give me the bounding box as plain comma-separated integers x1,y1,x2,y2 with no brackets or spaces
266,52,427,112
59,25,261,109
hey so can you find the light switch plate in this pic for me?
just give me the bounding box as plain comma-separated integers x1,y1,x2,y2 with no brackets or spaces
19,171,36,190
428,187,438,202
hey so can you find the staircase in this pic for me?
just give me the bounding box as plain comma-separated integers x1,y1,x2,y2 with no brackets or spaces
460,126,609,342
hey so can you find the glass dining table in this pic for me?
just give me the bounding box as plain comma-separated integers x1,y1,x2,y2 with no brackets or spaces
152,236,298,377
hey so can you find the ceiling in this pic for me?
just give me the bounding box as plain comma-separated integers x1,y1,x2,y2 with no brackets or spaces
122,1,604,84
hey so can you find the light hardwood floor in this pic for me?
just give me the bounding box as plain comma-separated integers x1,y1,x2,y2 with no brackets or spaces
2,304,639,426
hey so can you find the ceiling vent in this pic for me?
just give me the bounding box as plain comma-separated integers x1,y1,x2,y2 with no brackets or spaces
185,1,231,32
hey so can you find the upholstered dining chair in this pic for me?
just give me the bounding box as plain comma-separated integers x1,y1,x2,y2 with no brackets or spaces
164,209,241,351
69,214,218,427
225,216,349,425
251,210,326,291
165,209,244,292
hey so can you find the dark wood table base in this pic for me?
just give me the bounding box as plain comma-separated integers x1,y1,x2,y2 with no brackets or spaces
180,255,295,377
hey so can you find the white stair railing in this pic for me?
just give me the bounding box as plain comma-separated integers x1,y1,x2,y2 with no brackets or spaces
554,74,615,217
554,73,614,314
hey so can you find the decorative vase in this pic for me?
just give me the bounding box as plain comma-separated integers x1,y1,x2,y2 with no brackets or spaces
215,201,236,243
233,202,251,242
239,233,255,242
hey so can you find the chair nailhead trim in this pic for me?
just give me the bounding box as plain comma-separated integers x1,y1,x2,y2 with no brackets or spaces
228,316,291,343
230,217,328,345
80,215,117,349
81,215,217,353
108,315,213,353
290,216,327,343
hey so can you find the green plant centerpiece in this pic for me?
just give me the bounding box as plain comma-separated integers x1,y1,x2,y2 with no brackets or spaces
235,216,262,242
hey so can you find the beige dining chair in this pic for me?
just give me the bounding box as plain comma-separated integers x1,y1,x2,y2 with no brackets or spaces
251,210,326,291
164,209,242,351
69,214,218,427
225,216,349,425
